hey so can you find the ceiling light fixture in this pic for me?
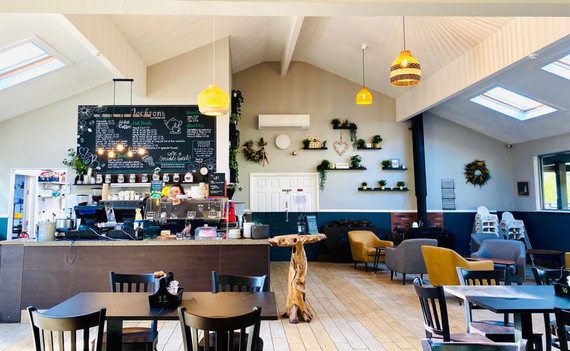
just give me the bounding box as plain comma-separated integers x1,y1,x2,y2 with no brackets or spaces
356,44,373,105
198,4,229,116
390,17,421,87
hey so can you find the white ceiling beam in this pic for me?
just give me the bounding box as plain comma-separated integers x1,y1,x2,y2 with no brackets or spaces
281,16,304,76
1,0,569,17
395,17,570,121
56,14,147,96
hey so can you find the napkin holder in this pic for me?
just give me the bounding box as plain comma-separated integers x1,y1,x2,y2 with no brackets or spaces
553,271,570,298
149,275,183,308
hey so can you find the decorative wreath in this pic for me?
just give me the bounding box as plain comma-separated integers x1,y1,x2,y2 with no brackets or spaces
242,138,269,166
464,159,491,187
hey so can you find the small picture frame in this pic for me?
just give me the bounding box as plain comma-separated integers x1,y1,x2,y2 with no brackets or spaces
517,181,530,196
390,159,400,168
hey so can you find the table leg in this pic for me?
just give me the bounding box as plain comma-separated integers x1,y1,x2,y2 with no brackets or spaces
514,313,534,351
107,319,123,351
282,243,313,324
373,249,380,274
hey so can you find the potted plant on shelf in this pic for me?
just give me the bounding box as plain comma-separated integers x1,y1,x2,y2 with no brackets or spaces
378,180,387,190
317,160,331,191
382,160,391,168
361,182,367,190
302,138,311,149
350,155,362,169
62,148,89,184
397,181,406,190
331,118,341,128
356,139,366,148
372,135,383,148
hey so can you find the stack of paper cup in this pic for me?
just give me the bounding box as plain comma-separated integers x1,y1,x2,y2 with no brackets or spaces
243,222,254,238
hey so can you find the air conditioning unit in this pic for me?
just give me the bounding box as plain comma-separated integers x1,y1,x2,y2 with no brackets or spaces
258,114,310,130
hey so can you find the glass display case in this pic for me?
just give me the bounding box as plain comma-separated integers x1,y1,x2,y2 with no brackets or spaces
144,198,227,221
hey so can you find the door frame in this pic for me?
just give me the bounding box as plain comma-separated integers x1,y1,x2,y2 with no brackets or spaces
249,173,319,212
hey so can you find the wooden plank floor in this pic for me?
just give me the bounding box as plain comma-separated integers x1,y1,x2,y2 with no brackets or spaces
0,262,548,350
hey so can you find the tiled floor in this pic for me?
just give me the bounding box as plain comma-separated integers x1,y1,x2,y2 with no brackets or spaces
0,262,548,350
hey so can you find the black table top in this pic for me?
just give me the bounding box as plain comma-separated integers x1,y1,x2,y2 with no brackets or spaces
444,285,570,314
44,292,279,321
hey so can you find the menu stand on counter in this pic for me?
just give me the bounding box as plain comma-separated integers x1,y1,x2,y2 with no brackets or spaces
268,234,326,324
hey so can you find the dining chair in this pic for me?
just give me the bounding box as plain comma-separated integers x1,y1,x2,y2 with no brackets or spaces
555,308,570,351
27,306,106,351
178,305,262,351
109,272,158,351
420,338,527,351
413,277,491,343
533,267,568,351
211,271,267,293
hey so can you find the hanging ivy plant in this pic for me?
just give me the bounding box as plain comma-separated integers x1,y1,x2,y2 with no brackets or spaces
464,159,491,187
316,160,331,191
229,90,244,183
242,138,269,166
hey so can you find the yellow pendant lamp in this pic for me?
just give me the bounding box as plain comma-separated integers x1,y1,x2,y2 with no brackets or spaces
390,17,421,87
356,44,373,105
198,8,229,116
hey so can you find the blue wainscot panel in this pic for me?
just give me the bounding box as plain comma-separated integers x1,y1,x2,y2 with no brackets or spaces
0,217,7,241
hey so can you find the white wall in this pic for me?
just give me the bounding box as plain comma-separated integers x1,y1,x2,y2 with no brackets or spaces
511,132,570,212
232,62,415,211
0,38,231,216
424,112,515,211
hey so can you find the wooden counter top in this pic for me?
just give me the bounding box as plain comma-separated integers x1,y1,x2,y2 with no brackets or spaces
1,238,269,246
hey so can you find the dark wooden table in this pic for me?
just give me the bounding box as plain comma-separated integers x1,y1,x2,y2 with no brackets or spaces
466,257,516,283
526,249,562,268
444,285,570,350
45,292,278,350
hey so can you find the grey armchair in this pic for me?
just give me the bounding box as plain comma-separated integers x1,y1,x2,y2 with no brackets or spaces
470,233,501,253
471,239,526,284
385,239,437,285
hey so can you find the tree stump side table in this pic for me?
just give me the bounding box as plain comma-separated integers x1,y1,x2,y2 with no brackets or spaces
268,234,326,324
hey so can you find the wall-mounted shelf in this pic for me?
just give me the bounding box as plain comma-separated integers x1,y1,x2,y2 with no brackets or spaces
358,187,409,192
303,147,328,150
328,167,367,171
332,126,357,130
382,166,408,171
356,147,382,150
73,182,200,188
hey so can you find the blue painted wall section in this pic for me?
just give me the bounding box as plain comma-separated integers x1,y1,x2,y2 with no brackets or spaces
513,211,570,252
442,212,475,256
0,217,7,241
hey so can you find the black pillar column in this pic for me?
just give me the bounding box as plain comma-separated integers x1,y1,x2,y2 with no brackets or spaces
411,114,428,225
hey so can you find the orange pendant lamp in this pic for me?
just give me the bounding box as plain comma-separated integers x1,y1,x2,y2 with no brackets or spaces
356,44,373,105
198,10,229,116
390,17,421,87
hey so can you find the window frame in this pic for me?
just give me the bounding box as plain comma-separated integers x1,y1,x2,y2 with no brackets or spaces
538,150,570,212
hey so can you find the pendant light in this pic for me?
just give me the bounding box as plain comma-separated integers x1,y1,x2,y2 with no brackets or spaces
390,17,421,87
356,44,373,105
198,5,229,116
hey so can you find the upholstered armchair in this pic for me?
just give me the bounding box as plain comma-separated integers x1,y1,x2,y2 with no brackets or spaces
348,230,393,271
472,239,526,284
385,239,437,285
422,246,494,286
470,233,501,253
565,252,570,269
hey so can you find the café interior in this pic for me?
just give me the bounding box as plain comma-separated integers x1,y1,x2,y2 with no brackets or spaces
0,1,569,351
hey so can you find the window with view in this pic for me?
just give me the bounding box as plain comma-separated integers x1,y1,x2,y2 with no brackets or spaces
540,151,570,210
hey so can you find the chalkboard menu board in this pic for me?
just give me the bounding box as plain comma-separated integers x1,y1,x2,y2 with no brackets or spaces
76,105,216,174
208,173,226,197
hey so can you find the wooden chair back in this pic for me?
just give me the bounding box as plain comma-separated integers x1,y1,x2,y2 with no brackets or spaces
555,307,570,351
109,271,156,292
178,306,262,351
211,271,267,293
27,306,106,351
532,267,566,286
421,339,527,351
413,277,451,341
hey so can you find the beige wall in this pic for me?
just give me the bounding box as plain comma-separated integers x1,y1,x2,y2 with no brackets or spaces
0,38,231,216
232,62,416,210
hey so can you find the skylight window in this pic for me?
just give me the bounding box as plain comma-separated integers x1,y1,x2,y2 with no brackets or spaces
541,54,570,81
0,41,65,91
470,86,557,121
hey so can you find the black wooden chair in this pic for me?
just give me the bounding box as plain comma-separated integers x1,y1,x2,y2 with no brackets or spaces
420,339,527,351
413,277,491,343
211,271,267,293
456,268,543,349
555,308,570,351
177,306,262,351
533,267,568,351
28,306,106,351
109,272,158,351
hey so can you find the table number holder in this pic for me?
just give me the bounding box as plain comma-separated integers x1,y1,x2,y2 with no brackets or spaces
149,275,183,308
554,272,570,298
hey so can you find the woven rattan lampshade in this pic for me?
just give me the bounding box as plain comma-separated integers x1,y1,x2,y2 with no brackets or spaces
198,84,229,116
356,87,373,105
390,50,421,87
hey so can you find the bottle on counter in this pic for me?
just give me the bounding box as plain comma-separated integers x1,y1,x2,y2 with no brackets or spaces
133,208,144,240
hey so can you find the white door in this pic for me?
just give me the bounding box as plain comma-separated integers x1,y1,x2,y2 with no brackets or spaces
250,173,318,212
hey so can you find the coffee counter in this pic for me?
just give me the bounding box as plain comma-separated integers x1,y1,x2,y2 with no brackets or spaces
0,238,270,322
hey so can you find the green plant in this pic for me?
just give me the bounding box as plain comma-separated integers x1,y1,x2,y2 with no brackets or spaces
348,123,358,145
397,181,406,187
356,139,366,148
242,138,269,165
372,135,383,144
229,145,240,183
230,113,240,125
382,160,391,167
350,155,362,167
317,160,331,191
62,148,89,176
361,182,367,186
302,138,311,148
331,118,341,127
231,90,244,121
378,180,387,186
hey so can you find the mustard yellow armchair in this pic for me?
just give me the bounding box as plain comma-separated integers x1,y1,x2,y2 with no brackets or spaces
565,252,570,269
348,230,393,271
421,246,494,285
